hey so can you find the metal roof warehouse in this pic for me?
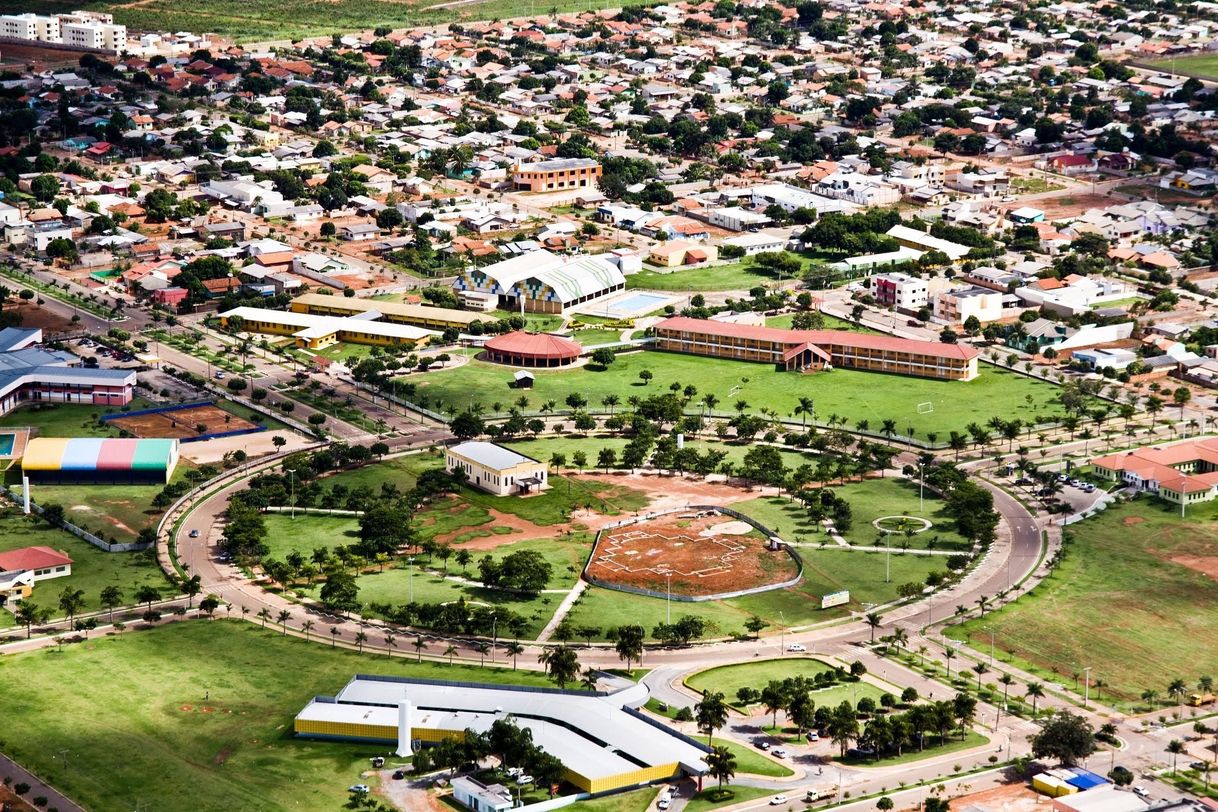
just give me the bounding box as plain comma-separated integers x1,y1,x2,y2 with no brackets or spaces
295,676,709,794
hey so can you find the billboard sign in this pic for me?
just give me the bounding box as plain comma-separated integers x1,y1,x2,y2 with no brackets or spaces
820,591,850,609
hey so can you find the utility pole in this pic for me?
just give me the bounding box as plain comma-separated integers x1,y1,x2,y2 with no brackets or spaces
1083,666,1092,709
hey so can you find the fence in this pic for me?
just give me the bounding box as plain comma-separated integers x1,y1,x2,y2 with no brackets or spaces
99,398,270,443
264,506,364,517
0,485,150,552
582,504,803,603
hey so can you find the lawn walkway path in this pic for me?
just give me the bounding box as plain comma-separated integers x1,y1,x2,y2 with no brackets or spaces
535,580,588,643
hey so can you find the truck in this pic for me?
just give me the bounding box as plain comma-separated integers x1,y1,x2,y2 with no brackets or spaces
805,785,837,802
1188,693,1216,707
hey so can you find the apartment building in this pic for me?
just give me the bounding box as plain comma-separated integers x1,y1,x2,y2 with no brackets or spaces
934,286,1003,324
61,21,127,50
0,14,59,42
654,317,978,380
513,158,601,192
872,272,929,310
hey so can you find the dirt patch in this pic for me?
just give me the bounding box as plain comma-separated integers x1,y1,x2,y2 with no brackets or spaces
1033,193,1115,220
1123,516,1146,526
212,747,234,765
948,782,1041,812
7,301,77,334
1170,555,1218,581
109,403,258,439
587,509,797,597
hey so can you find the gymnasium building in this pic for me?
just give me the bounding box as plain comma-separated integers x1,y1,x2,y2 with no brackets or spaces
653,317,979,381
21,437,180,485
288,293,494,332
294,676,709,794
451,250,625,315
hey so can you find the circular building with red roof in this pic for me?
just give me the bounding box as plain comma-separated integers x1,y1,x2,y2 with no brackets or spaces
484,331,582,368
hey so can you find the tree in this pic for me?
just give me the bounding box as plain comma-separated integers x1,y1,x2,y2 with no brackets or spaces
319,571,360,615
99,585,123,621
58,587,85,624
199,594,221,617
827,700,860,756
135,584,161,611
1031,712,1096,766
695,692,729,744
16,602,48,638
537,645,580,688
865,612,883,643
638,369,653,386
761,681,788,729
591,347,616,368
181,574,202,608
704,745,737,793
505,641,525,670
1167,739,1185,774
744,616,768,639
618,628,647,672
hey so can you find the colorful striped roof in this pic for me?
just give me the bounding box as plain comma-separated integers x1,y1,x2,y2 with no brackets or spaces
22,438,178,472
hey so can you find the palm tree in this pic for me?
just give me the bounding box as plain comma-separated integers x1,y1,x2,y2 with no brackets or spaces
355,631,368,652
537,645,580,688
695,692,729,744
704,746,737,795
505,641,525,670
1141,688,1159,709
865,612,883,643
1167,739,1185,774
445,644,459,665
384,633,397,654
413,635,428,662
329,626,340,647
794,396,815,428
999,674,1014,706
889,626,909,654
972,662,989,691
277,610,291,633
944,647,957,680
1025,682,1045,716
301,619,315,641
1169,678,1188,715
256,608,271,627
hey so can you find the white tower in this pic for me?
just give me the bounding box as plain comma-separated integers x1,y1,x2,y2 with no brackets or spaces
396,699,414,757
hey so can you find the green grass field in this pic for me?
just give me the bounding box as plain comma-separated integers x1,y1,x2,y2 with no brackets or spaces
949,497,1218,703
12,462,195,544
839,731,989,767
1146,53,1218,80
569,787,660,812
572,328,628,346
736,479,973,552
712,739,793,777
0,620,547,812
0,401,147,438
0,0,647,42
766,312,868,332
503,435,824,473
684,785,775,812
0,509,172,631
627,254,828,293
686,659,886,713
408,351,1063,437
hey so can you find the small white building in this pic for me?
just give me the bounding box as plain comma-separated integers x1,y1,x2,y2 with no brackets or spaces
452,777,514,812
445,441,548,496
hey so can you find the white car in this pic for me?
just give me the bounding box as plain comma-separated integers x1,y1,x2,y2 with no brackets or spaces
214,371,226,379
808,732,820,742
348,785,369,794
771,748,787,758
657,799,670,810
1133,787,1149,799
517,775,535,785
787,643,806,652
770,795,788,806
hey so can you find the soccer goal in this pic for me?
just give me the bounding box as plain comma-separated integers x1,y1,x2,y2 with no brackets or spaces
916,401,935,414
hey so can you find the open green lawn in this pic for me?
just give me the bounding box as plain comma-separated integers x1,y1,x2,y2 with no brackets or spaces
572,328,629,346
569,787,660,812
766,312,870,332
0,509,172,631
687,658,834,697
687,659,886,715
503,435,824,474
839,731,989,767
736,479,973,552
684,785,775,812
12,462,195,543
628,254,828,293
319,452,648,528
0,400,150,438
262,514,362,561
303,565,560,638
0,0,646,41
408,351,1063,437
0,620,547,812
1146,53,1218,80
948,496,1218,704
712,739,793,777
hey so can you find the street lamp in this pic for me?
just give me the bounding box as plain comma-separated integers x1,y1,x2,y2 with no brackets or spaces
780,610,786,654
408,556,415,603
1083,666,1091,709
666,572,672,625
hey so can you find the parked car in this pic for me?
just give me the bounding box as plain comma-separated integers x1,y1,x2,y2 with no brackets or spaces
1133,786,1149,798
787,643,806,652
348,785,369,794
657,799,670,810
771,748,787,758
214,371,226,379
807,732,820,741
770,795,788,806
393,770,406,780
756,740,770,750
517,775,535,785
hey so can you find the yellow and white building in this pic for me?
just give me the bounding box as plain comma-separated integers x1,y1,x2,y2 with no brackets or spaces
218,305,433,350
445,441,548,496
295,676,709,794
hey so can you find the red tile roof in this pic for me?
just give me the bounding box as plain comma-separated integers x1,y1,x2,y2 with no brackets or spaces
0,546,73,573
656,317,979,361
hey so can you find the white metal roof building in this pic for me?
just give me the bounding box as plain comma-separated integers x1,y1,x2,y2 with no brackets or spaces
0,333,135,416
295,676,709,794
218,305,435,350
451,250,626,314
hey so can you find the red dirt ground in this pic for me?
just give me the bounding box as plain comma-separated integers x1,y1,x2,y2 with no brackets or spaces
1171,555,1218,582
109,404,257,439
586,510,797,597
8,302,76,335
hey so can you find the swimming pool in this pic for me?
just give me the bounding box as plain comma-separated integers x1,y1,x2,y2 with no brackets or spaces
0,433,14,456
597,292,673,317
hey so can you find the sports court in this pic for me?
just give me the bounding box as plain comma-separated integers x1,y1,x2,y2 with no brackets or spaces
586,510,799,597
108,403,258,439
